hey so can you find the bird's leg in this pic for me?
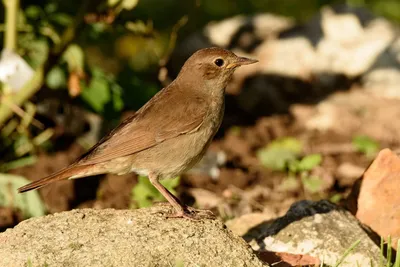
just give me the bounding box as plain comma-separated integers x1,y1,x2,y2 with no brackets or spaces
148,173,195,219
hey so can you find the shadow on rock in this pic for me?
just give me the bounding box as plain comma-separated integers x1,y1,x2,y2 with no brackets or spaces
243,200,336,246
241,200,382,267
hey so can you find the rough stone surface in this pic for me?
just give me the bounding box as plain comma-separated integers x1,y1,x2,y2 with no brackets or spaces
226,212,277,237
245,200,381,267
0,206,267,267
356,148,400,248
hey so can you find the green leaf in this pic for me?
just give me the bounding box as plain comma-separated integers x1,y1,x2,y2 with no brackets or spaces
50,13,73,26
80,68,124,117
62,44,84,72
125,20,152,35
271,137,302,154
13,134,33,156
288,159,300,173
0,173,46,218
111,83,124,112
80,68,124,116
372,0,400,22
44,2,57,13
0,156,37,172
121,0,139,10
394,239,400,267
131,176,158,208
131,176,180,208
301,176,323,193
330,193,342,204
25,6,42,19
46,66,67,89
352,135,379,158
257,137,303,171
24,39,49,69
81,72,110,113
297,154,322,172
108,0,120,6
161,176,180,192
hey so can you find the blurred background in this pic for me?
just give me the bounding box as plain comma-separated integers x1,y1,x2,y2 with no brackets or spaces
1,0,400,230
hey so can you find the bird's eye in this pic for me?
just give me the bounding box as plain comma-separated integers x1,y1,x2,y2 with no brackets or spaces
214,58,224,67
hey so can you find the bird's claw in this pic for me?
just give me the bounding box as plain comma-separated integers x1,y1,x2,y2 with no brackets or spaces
166,211,200,220
167,207,216,220
152,202,215,220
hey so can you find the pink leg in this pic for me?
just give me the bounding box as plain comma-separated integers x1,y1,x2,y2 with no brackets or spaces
148,173,195,219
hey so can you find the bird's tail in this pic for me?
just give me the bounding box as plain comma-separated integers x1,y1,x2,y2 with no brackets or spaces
18,164,92,193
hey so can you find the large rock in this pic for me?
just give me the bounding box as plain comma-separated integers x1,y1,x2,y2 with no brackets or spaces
0,206,267,267
244,200,381,267
356,148,400,248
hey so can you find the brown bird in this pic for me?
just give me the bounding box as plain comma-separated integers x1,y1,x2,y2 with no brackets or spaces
18,47,258,218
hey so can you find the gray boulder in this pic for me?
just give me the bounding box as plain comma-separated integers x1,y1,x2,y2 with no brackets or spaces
0,206,267,267
244,200,381,267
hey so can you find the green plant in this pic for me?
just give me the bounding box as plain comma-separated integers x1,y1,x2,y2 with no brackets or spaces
330,193,342,204
257,137,324,194
0,173,46,218
300,175,323,194
333,239,361,267
290,153,323,193
288,153,322,173
80,67,124,118
352,135,380,159
394,239,400,267
131,176,180,208
319,238,372,267
257,137,302,171
0,103,53,168
325,237,400,267
379,236,400,267
0,0,152,167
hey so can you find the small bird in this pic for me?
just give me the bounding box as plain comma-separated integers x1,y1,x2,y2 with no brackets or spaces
18,47,258,218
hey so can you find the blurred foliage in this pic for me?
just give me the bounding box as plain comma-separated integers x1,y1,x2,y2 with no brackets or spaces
80,67,124,117
257,137,302,171
330,193,342,203
0,173,46,218
0,0,160,167
352,135,380,159
288,153,322,173
0,101,53,169
301,175,323,194
290,154,323,194
258,137,323,194
130,176,180,208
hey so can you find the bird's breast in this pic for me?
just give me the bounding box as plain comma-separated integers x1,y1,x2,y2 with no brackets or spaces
205,93,225,134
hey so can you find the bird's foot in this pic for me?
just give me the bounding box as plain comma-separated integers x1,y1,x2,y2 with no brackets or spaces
166,210,200,220
167,206,215,220
153,202,215,220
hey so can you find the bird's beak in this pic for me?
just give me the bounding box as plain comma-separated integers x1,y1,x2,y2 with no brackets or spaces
226,57,258,69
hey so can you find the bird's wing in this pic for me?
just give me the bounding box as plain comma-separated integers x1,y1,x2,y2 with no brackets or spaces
77,90,208,165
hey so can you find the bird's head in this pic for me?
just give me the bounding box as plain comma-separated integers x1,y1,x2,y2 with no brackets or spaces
177,47,258,92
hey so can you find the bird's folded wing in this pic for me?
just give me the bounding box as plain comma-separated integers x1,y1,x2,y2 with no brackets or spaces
77,95,208,165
